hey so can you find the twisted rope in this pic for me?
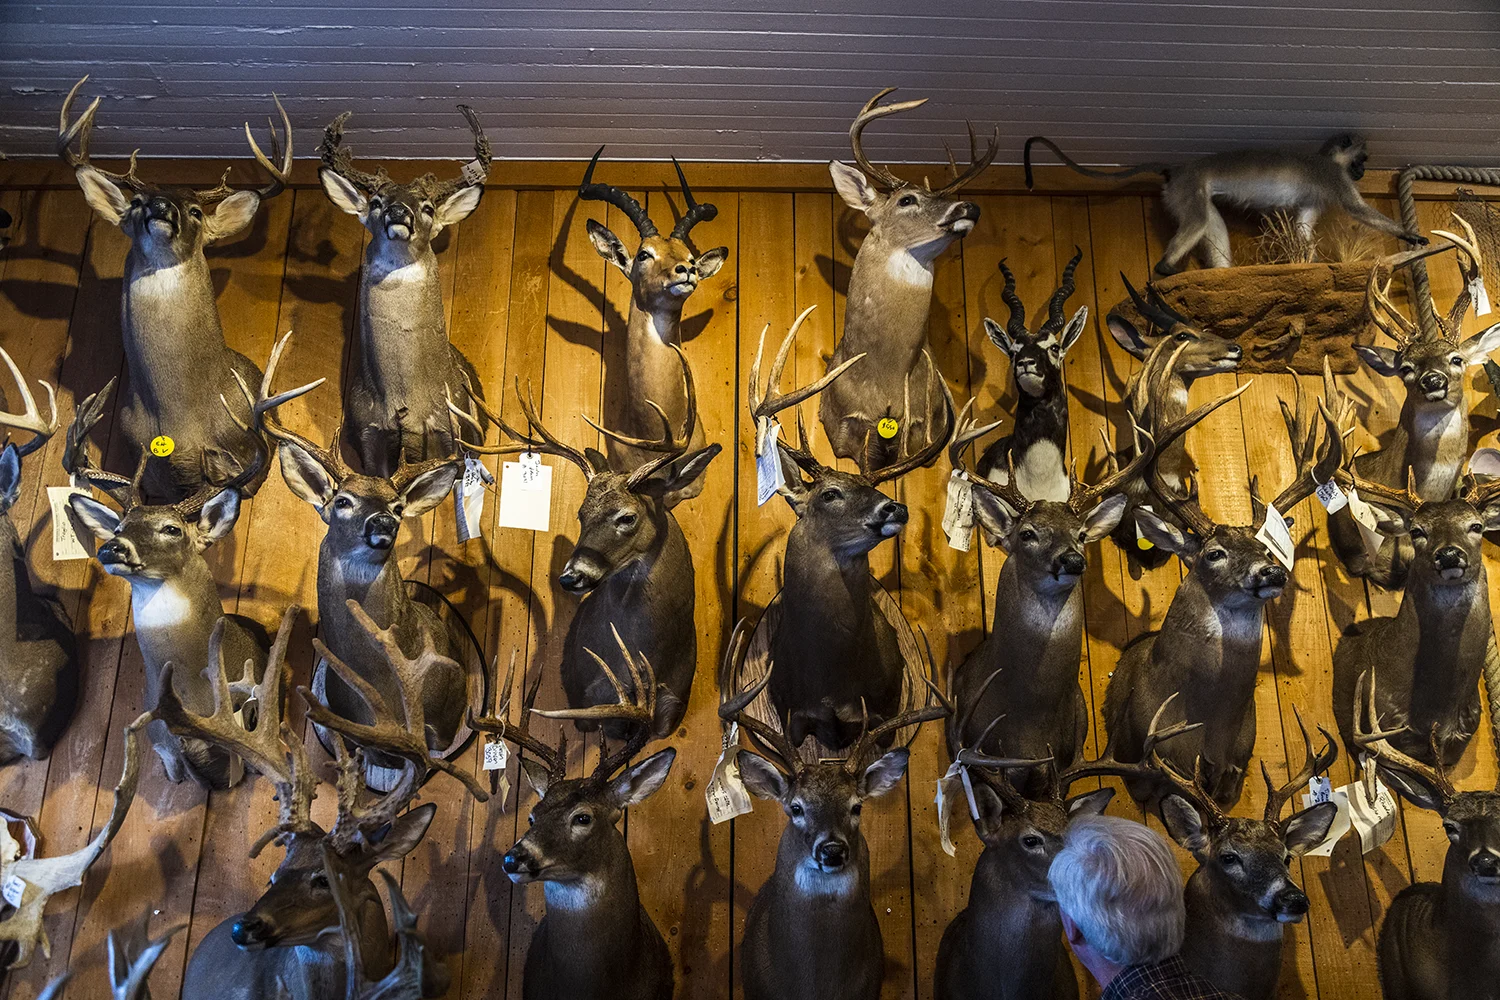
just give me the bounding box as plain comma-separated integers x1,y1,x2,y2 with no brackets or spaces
1395,165,1500,332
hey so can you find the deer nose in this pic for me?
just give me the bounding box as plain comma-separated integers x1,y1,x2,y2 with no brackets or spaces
1259,564,1287,586
674,263,690,276
364,512,398,549
1471,852,1500,878
1273,888,1310,918
501,845,532,876
230,914,271,947
97,540,128,564
879,500,907,523
1420,371,1448,394
815,841,849,870
1055,551,1086,577
386,203,413,225
145,196,175,221
1434,546,1468,573
1225,343,1243,361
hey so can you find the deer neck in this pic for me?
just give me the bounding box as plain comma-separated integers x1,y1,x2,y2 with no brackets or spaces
319,544,407,632
1401,565,1493,735
1395,393,1470,500
357,242,451,390
775,832,871,902
1185,867,1283,943
1151,577,1265,741
0,519,21,645
839,235,935,371
988,561,1082,695
121,249,234,413
621,303,690,432
536,841,653,978
781,527,876,646
1441,856,1500,954
128,559,228,707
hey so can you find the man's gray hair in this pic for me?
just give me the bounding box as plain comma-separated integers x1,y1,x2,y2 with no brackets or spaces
1048,814,1185,968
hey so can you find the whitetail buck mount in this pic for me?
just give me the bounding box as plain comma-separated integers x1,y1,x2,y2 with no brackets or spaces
65,332,321,789
454,344,718,738
1103,377,1340,809
721,632,949,1000
1354,670,1500,1000
1105,275,1244,567
58,76,293,503
0,348,77,763
820,89,997,474
751,305,953,750
1328,232,1500,588
976,250,1088,501
318,107,492,476
152,606,469,1000
472,637,678,1000
578,148,726,499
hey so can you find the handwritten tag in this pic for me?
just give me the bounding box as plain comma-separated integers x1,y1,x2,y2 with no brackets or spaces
49,486,93,561
1134,503,1155,551
1299,780,1352,858
935,762,967,858
1349,772,1398,854
2,874,26,908
483,739,508,771
942,471,975,552
455,456,493,543
755,424,785,507
707,723,753,824
1472,274,1492,317
1315,479,1348,515
877,417,899,440
497,453,551,532
1347,488,1385,559
1255,501,1295,571
149,435,175,457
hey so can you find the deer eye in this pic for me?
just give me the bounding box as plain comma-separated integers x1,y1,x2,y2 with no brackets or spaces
615,512,638,530
1451,356,1464,366
369,197,383,210
572,812,592,827
1174,331,1193,342
421,204,435,216
897,194,917,207
1470,522,1484,534
160,524,182,537
188,206,203,220
1410,526,1427,540
820,488,841,504
1018,528,1038,543
309,872,328,889
334,496,354,511
1219,851,1242,867
790,802,804,818
1022,834,1044,849
1399,365,1415,378
1205,549,1226,562
850,803,862,816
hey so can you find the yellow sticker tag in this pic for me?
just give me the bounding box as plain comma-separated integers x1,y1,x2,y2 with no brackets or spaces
877,418,899,440
150,435,175,457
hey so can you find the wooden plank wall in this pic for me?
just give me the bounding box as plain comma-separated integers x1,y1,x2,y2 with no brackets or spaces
0,166,1495,1000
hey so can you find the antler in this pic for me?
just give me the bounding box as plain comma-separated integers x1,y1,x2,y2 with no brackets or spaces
668,157,718,241
582,343,699,488
1365,261,1421,347
1121,273,1192,335
322,739,421,857
1335,460,1422,522
748,304,863,461
1055,694,1203,802
1432,214,1484,336
1143,343,1237,539
717,618,800,776
1041,247,1084,335
0,345,57,458
449,373,602,478
60,378,145,510
1262,708,1338,826
153,607,319,855
578,146,657,238
863,352,956,486
319,112,391,193
846,88,924,190
842,673,951,776
427,105,492,203
1352,668,1457,807
303,599,488,802
194,94,294,204
106,916,186,1000
56,76,148,190
534,624,659,782
931,118,1000,196
469,648,569,788
1267,376,1344,515
326,843,430,1000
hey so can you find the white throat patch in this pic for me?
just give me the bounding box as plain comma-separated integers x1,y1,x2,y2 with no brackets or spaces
885,250,934,288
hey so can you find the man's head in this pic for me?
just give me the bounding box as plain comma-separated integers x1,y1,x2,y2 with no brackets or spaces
1048,814,1185,969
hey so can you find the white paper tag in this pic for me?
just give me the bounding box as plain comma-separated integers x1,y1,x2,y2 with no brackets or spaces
1472,274,1491,317
935,761,966,858
2,874,26,908
483,739,508,771
1347,488,1385,559
1299,782,1352,858
1134,503,1155,551
756,424,784,507
1315,479,1348,515
707,723,754,824
49,486,93,561
455,456,493,543
497,453,552,532
1255,501,1295,571
942,471,975,552
1307,775,1332,804
1348,773,1397,853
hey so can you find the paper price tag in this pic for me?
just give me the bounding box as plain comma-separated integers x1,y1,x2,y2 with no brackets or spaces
483,739,508,771
498,453,552,532
935,762,967,858
877,417,899,440
1134,503,1155,551
2,874,26,908
1299,782,1351,858
1349,773,1397,854
707,723,754,824
1255,501,1295,571
942,471,975,552
1315,479,1348,515
1472,274,1491,317
1347,488,1386,560
755,424,785,507
48,486,93,561
1308,775,1332,804
455,456,494,543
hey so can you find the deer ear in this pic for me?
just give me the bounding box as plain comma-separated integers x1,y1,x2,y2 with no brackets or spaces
659,444,721,509
736,750,789,802
204,190,261,243
586,220,632,274
829,160,879,213
695,246,728,280
1459,322,1500,365
1160,794,1210,853
1082,493,1129,542
972,486,1019,548
971,782,1006,840
861,748,910,799
397,463,459,518
609,747,677,809
1354,344,1401,377
75,167,130,225
1134,508,1195,557
434,184,483,232
775,452,811,514
196,489,242,547
67,493,121,541
1106,314,1149,359
983,318,1017,357
319,168,369,219
276,442,338,513
520,757,554,800
0,446,19,514
1283,802,1338,855
367,802,435,866
1060,306,1090,354
1064,787,1115,817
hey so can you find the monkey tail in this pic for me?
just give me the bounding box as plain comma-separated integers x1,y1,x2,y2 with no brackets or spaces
1023,136,1169,190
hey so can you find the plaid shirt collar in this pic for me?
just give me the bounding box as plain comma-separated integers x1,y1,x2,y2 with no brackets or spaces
1101,955,1244,1000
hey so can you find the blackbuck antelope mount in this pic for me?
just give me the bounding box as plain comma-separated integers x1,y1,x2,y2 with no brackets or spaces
1105,275,1244,566
1329,230,1500,588
577,148,726,498
1354,670,1500,1000
1331,455,1500,777
268,380,468,778
975,250,1087,498
0,348,77,763
472,637,678,1000
948,376,1243,793
58,76,293,502
935,699,1196,1000
454,346,717,736
820,89,997,473
751,305,953,750
66,332,320,788
1158,713,1340,1000
318,107,492,475
159,607,463,1000
1103,376,1341,808
721,630,949,1000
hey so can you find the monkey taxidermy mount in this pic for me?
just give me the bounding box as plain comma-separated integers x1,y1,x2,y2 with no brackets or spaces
1024,134,1427,276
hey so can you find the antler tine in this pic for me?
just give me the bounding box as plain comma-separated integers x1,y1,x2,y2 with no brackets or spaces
1334,456,1422,521
1262,707,1338,825
1143,345,1224,539
427,104,492,203
0,345,58,458
1155,751,1231,830
668,156,719,241
844,696,951,776
470,648,569,784
847,88,926,190
324,739,422,855
62,379,139,505
1056,694,1202,798
1365,263,1419,346
238,93,295,202
865,353,955,486
257,360,353,484
931,119,999,196
717,621,801,776
750,305,863,446
1352,668,1457,806
1271,383,1343,513
947,398,1004,472
996,259,1028,340
615,344,702,490
1042,247,1084,334
578,145,658,239
1433,216,1483,336
318,112,388,193
507,376,600,478
57,76,148,189
535,627,658,781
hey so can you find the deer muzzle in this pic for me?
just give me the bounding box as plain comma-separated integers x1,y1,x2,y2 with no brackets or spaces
96,540,141,574
364,512,399,550
144,196,178,235
866,499,908,538
230,913,277,949
814,839,849,871
558,549,608,594
1053,550,1086,581
1250,564,1288,599
939,201,980,235
1470,851,1500,881
1434,545,1469,580
502,841,542,883
384,203,414,241
1270,886,1310,922
1419,370,1449,399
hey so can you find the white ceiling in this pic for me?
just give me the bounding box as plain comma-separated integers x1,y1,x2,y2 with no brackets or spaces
3,0,1499,166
